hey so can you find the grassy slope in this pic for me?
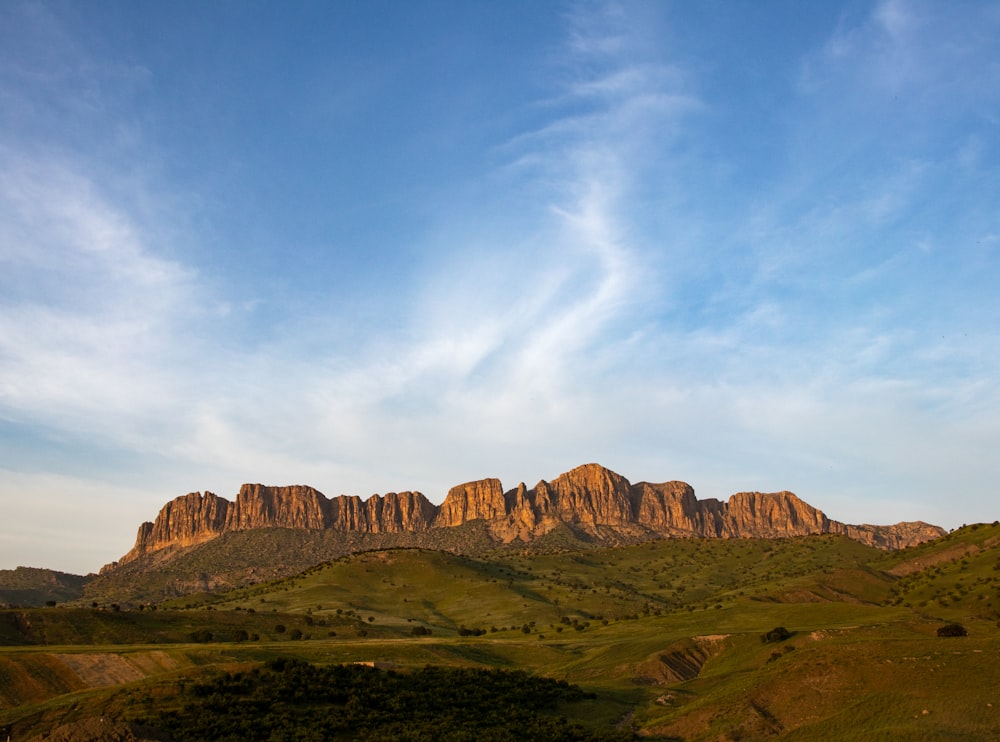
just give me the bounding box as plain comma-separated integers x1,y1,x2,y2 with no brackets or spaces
0,568,87,607
81,522,503,605
1,526,999,740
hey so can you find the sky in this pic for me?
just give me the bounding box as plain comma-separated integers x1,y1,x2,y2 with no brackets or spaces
1,0,998,574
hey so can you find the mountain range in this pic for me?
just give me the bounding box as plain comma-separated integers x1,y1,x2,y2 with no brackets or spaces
103,463,944,576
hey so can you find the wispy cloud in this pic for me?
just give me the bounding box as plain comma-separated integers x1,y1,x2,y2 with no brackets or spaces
0,152,206,440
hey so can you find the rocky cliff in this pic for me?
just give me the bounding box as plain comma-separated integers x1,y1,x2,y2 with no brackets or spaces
104,463,946,572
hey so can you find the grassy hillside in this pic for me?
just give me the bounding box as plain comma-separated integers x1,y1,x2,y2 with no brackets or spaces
0,567,86,607
2,526,999,740
83,520,704,606
876,521,1000,622
82,522,504,605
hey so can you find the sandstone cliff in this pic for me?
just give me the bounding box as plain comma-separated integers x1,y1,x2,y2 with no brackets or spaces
104,463,946,572
116,491,230,566
433,479,506,528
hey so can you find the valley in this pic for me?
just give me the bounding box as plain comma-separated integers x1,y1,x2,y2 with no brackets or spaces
2,522,999,740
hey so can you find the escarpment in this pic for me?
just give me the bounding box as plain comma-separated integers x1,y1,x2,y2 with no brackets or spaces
433,479,506,528
103,463,947,572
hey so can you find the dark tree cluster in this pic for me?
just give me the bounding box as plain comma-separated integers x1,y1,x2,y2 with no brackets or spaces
133,659,635,741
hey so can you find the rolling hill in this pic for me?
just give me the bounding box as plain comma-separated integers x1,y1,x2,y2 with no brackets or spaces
2,522,998,740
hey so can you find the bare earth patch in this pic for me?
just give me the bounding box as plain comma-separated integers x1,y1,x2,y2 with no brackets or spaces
53,653,144,687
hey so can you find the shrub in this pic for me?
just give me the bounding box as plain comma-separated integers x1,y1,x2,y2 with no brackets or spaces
189,629,213,643
761,626,792,643
937,623,968,637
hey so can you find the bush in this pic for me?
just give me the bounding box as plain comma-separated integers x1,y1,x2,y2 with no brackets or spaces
937,623,968,637
761,626,792,643
189,629,213,643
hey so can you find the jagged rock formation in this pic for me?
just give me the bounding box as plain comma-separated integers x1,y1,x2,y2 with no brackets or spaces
103,463,946,573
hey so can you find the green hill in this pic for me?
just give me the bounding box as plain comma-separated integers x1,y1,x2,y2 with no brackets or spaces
0,567,86,607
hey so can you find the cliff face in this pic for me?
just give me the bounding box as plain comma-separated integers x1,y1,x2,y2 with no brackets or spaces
226,484,328,532
117,491,230,566
722,491,831,539
434,479,506,528
104,463,946,571
365,492,437,533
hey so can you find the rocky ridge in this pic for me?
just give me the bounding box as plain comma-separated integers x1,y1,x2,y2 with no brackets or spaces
103,464,944,573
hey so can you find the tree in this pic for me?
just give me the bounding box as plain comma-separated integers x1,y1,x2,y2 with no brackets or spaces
937,623,967,637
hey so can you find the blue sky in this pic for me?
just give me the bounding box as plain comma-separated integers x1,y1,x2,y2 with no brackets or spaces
2,0,998,573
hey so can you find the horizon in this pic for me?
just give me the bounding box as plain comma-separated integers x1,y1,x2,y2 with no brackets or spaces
3,460,958,578
0,461,968,577
2,0,999,574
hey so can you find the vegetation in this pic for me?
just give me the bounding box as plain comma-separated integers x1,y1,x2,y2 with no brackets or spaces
0,567,86,607
760,626,792,643
1,524,999,740
936,622,967,637
126,659,634,741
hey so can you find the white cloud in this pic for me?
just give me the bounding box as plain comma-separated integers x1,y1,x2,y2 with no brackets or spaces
0,152,204,442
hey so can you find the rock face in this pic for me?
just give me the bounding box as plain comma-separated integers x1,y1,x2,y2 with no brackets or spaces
118,491,231,566
433,479,506,528
104,463,946,572
225,484,328,532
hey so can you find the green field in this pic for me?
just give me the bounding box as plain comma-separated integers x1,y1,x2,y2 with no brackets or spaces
2,526,999,740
